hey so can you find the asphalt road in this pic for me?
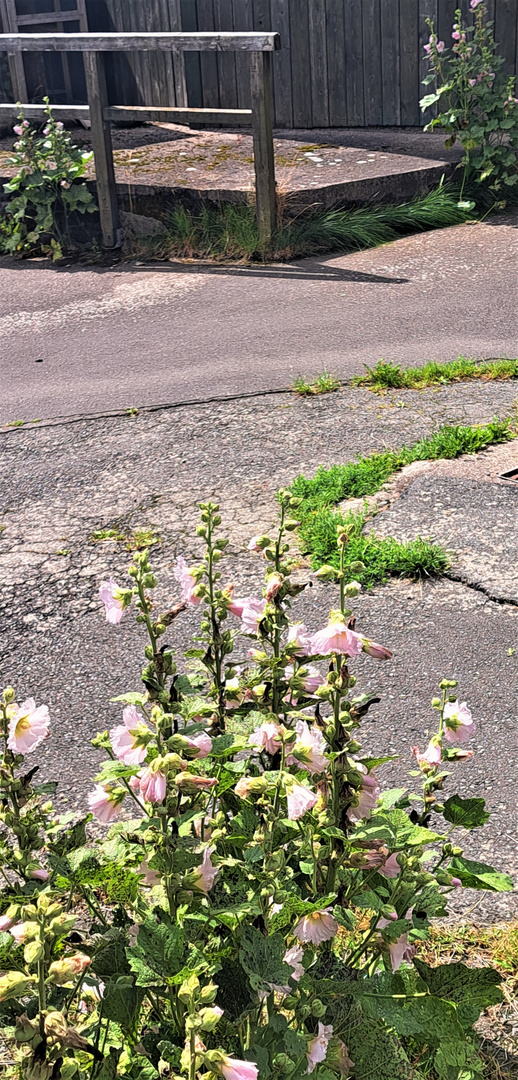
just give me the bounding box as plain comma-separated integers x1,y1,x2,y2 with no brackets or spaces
1,214,517,425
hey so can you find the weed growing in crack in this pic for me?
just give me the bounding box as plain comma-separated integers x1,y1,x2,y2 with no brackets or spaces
354,356,518,393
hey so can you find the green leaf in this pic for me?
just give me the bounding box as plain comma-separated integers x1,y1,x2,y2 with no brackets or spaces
111,692,147,705
442,795,490,829
130,920,185,979
91,1049,121,1080
449,856,514,892
420,92,442,108
101,978,145,1032
413,959,503,1029
239,926,291,993
358,756,398,771
343,1007,420,1080
377,788,407,809
356,971,464,1042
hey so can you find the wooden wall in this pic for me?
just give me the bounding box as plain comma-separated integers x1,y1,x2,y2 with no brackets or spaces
1,0,517,127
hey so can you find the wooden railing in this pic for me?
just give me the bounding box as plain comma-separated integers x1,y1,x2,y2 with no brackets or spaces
0,31,281,247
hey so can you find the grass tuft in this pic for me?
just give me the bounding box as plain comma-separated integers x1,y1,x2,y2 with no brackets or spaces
131,186,473,263
354,356,518,393
91,526,160,551
292,371,342,396
287,419,515,584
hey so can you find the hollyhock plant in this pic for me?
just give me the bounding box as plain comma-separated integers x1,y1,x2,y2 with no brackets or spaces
443,699,475,743
294,909,338,945
87,782,124,823
379,853,401,879
287,782,319,821
192,847,219,894
220,1058,259,1080
287,622,313,655
139,764,167,804
285,663,325,694
347,768,380,822
310,612,363,658
7,698,50,754
99,577,130,624
307,1023,333,1073
174,555,201,605
110,704,150,765
413,739,442,770
287,719,328,774
284,944,304,982
249,720,283,755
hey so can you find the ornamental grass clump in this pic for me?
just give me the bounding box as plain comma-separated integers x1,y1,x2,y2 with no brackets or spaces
0,497,513,1080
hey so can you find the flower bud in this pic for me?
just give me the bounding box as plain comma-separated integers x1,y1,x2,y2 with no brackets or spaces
0,971,36,1002
313,565,337,582
311,999,327,1017
48,952,91,985
343,581,362,597
431,697,442,708
24,940,44,965
48,914,77,937
175,774,218,795
3,686,15,704
234,775,269,798
199,1006,224,1032
44,1010,68,1039
15,1014,38,1043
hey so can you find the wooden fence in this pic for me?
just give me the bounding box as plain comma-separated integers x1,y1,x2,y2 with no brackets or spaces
1,0,517,126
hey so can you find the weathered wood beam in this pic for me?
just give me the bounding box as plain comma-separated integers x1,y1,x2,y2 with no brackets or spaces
15,11,84,25
0,102,89,118
0,31,281,53
83,51,121,250
250,51,276,247
105,105,252,123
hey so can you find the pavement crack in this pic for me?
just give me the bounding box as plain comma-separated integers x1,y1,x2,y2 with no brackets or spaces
444,569,518,608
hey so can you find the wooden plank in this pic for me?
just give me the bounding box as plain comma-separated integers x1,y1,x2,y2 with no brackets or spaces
419,0,437,127
344,0,365,125
167,0,188,107
399,0,419,124
436,0,452,45
381,0,401,125
16,10,85,23
494,0,517,75
0,100,88,114
269,0,292,127
0,31,282,50
0,0,28,101
308,0,329,126
196,0,220,109
179,0,203,108
326,0,347,127
233,0,253,110
289,0,311,126
83,49,120,247
250,49,276,242
214,0,238,108
362,0,382,124
105,103,252,121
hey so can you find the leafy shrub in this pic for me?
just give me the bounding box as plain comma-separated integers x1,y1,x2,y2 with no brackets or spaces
421,3,518,199
0,100,97,259
0,498,512,1079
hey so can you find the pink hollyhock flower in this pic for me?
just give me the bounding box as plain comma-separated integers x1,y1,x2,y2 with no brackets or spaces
294,909,338,945
139,765,167,804
234,775,268,798
310,613,363,658
48,952,91,985
99,578,129,624
265,573,283,601
194,817,212,841
287,782,319,821
347,768,380,822
56,121,64,130
284,944,304,982
137,859,161,886
287,720,328,775
437,39,445,51
388,934,416,973
451,876,462,887
361,637,393,661
13,124,24,136
248,535,261,551
379,853,401,879
249,721,283,755
337,1041,355,1075
424,42,432,54
0,914,15,932
287,623,313,656
307,1023,333,1073
470,0,483,7
469,77,477,86
30,868,49,882
241,597,267,633
193,847,219,894
220,1058,259,1080
443,700,475,743
186,732,212,759
88,783,123,823
412,739,442,770
7,699,50,755
9,924,29,941
285,664,324,694
448,747,473,761
110,705,149,766
174,556,200,605
176,773,217,794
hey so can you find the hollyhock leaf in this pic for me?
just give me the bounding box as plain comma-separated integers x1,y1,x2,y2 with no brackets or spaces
47,818,88,857
377,788,408,810
448,857,514,892
32,781,58,796
358,756,398,771
413,959,503,1030
356,973,464,1041
127,952,161,988
111,693,147,705
239,927,291,993
135,921,185,978
442,795,490,829
101,979,145,1032
355,890,387,912
344,1014,419,1080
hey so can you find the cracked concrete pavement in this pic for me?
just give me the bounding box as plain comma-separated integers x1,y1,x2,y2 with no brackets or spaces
1,377,518,919
1,212,517,425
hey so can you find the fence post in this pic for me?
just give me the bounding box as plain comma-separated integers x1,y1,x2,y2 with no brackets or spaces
250,50,276,247
83,50,121,249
